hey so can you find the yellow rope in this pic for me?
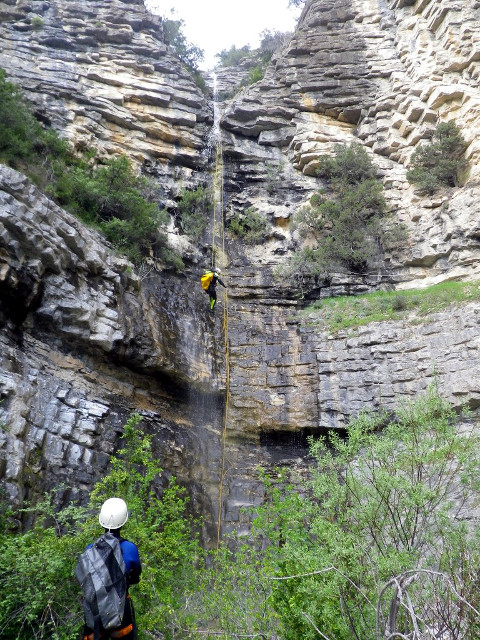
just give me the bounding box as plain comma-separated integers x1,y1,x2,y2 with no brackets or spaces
212,136,229,549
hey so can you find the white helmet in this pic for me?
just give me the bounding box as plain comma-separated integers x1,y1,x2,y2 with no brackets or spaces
215,267,221,275
99,497,128,530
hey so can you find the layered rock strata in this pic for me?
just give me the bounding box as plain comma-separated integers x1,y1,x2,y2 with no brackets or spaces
0,0,211,188
312,301,480,429
220,0,480,287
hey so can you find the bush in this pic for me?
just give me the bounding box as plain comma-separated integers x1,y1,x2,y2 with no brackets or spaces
281,143,404,293
254,385,480,639
407,121,467,195
0,415,202,640
227,206,269,245
245,65,264,85
30,16,44,30
52,155,173,266
176,185,210,240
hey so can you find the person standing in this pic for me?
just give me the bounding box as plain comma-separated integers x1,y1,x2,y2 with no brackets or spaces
78,498,141,640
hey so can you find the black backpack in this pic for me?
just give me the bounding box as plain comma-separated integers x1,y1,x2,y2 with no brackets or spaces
75,533,127,638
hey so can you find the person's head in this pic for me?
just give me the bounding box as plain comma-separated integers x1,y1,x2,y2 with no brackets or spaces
215,267,221,275
99,497,128,532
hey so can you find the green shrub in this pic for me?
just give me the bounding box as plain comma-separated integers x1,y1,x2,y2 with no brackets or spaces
265,162,284,194
0,415,202,640
280,143,404,294
0,68,182,269
227,206,269,245
407,121,467,195
246,65,264,85
254,385,480,639
52,155,173,266
30,16,44,30
176,185,210,240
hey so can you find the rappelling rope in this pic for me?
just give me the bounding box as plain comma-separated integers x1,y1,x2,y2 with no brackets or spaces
212,139,230,549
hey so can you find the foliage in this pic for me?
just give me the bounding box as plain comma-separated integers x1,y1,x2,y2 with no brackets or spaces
279,142,405,295
215,30,290,72
185,541,281,638
245,65,264,85
254,385,480,639
162,17,204,70
215,44,252,67
259,29,291,57
176,185,210,240
0,68,182,269
53,155,168,265
89,414,202,637
303,279,480,332
227,206,269,245
30,16,44,30
0,69,44,166
0,414,202,640
265,161,285,195
407,121,467,195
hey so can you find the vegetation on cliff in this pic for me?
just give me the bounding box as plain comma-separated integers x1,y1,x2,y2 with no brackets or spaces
407,121,467,195
215,30,292,86
280,143,405,295
0,68,183,269
303,280,480,332
2,388,480,639
227,206,270,244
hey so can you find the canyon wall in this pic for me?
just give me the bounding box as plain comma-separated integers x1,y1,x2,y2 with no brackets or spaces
1,0,480,540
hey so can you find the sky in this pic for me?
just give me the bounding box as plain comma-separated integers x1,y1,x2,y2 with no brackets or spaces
145,1,303,70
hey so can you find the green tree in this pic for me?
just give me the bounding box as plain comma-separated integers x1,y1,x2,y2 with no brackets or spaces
215,44,252,67
162,17,204,70
281,142,404,295
253,386,480,639
407,121,467,195
0,69,43,165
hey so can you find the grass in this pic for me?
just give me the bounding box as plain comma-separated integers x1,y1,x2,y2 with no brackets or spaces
302,280,480,333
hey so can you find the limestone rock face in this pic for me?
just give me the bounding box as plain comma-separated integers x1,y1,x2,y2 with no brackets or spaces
312,301,480,429
0,166,312,541
0,0,212,188
220,0,480,289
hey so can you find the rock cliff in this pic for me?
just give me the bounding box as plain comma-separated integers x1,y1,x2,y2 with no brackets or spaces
1,0,480,541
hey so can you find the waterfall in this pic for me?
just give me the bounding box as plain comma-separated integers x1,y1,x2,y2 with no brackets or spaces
206,72,231,546
210,72,225,270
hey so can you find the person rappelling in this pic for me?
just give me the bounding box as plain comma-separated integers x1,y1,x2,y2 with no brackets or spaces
201,267,226,312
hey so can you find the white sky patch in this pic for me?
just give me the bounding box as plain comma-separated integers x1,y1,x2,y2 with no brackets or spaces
145,1,302,70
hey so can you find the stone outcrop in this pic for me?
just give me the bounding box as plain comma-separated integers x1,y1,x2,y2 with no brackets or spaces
0,0,212,190
312,301,480,429
220,0,480,287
